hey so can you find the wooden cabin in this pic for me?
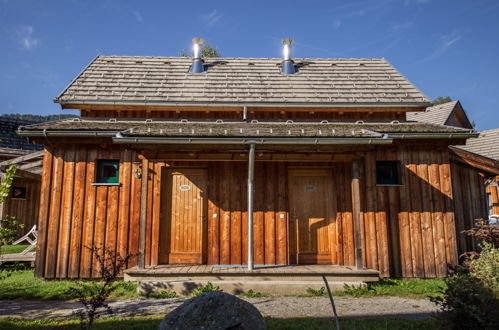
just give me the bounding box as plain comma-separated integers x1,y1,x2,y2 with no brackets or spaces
19,42,485,279
0,117,43,236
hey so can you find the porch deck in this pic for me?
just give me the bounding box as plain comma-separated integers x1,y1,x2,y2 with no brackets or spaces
125,265,380,295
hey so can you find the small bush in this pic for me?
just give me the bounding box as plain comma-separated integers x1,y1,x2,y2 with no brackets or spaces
469,242,499,291
144,289,177,299
431,271,499,329
343,283,371,296
306,287,326,296
191,282,221,297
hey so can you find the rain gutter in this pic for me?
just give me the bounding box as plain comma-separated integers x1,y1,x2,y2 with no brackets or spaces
386,132,479,139
111,136,394,145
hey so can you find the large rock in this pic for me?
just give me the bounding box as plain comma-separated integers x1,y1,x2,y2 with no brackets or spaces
159,291,266,330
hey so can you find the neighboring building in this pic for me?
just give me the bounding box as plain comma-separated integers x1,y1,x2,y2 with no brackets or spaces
459,128,499,216
407,100,473,129
408,101,499,254
20,40,482,280
0,117,43,236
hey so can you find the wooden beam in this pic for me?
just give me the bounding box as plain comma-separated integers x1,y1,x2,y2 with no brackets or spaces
12,168,41,181
18,160,43,171
0,151,44,166
351,160,364,269
138,159,149,269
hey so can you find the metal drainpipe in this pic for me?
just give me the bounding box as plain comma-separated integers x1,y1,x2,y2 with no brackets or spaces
243,106,248,121
247,142,256,270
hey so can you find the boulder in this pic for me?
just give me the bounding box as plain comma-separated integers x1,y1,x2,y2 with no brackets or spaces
159,291,266,330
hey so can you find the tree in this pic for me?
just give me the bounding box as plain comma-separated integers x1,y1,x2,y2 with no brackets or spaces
179,44,221,58
432,96,452,106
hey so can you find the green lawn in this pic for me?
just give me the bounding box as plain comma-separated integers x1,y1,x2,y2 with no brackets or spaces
0,244,33,254
0,270,445,300
0,316,437,330
0,270,138,300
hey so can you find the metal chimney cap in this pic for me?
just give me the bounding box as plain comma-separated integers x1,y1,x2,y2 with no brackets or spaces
281,38,293,45
192,37,205,45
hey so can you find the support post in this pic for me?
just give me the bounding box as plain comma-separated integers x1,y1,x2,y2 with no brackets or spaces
247,143,256,270
352,160,364,269
138,159,149,269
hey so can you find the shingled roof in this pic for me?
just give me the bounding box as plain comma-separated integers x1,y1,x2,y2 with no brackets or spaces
18,119,475,140
55,56,430,108
459,128,499,161
407,100,472,129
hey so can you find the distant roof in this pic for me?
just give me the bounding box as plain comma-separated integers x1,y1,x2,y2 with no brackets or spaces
55,56,430,108
0,117,43,152
18,119,475,140
459,128,499,161
407,100,472,129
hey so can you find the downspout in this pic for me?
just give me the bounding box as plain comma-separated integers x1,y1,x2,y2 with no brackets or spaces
243,106,248,122
247,142,256,270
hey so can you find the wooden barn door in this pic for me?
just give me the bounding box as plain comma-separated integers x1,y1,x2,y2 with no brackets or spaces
160,168,207,264
288,169,335,264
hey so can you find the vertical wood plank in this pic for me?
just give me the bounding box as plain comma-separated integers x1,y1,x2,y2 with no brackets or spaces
264,162,276,265
44,149,64,279
117,150,132,264
80,149,97,278
34,149,53,278
219,162,231,264
150,161,162,266
276,162,288,265
68,147,87,278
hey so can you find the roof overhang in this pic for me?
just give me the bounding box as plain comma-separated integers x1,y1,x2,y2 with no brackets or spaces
57,100,430,112
450,146,499,177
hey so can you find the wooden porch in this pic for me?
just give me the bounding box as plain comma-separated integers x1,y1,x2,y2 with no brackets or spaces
124,264,379,295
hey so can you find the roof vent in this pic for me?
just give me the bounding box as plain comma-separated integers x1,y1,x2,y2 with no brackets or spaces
189,37,205,73
281,39,297,75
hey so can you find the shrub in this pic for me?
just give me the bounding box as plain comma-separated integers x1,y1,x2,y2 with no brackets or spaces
242,289,266,298
66,246,137,329
469,242,499,291
306,287,326,296
462,219,499,248
144,289,177,299
431,271,499,329
191,282,221,297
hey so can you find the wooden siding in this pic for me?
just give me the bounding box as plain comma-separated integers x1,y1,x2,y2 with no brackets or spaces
361,147,458,278
36,145,463,278
451,161,489,256
35,146,142,278
486,177,499,215
0,177,40,236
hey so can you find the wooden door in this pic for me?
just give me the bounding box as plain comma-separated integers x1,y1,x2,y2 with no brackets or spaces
288,169,335,264
160,168,208,264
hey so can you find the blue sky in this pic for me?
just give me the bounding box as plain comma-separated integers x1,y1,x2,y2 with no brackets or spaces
1,0,498,130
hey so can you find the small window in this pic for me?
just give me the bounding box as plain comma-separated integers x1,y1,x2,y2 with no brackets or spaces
376,161,401,185
11,187,27,199
96,160,119,183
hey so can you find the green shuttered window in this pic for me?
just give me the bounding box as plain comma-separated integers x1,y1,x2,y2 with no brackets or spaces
96,160,119,183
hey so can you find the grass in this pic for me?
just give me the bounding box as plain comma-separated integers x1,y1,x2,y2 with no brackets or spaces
0,244,32,254
299,279,446,299
0,270,138,300
0,316,437,330
339,278,446,299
